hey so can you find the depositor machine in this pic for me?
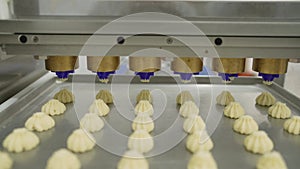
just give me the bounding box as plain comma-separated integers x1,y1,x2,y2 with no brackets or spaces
1,0,300,169
0,0,299,85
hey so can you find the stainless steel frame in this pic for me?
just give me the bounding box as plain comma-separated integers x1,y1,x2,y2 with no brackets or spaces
0,0,300,58
1,34,300,58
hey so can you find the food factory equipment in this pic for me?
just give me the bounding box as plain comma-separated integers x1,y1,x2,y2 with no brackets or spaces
1,0,300,169
0,0,299,85
252,58,289,85
212,58,246,83
45,56,79,81
129,57,161,82
171,57,203,83
87,56,120,83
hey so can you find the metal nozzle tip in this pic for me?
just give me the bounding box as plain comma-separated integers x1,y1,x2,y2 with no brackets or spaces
181,79,191,83
263,80,273,85
222,80,232,84
140,79,150,83
229,77,235,81
99,78,109,83
56,78,68,83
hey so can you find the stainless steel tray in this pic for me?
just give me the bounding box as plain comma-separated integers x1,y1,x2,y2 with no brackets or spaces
0,74,300,169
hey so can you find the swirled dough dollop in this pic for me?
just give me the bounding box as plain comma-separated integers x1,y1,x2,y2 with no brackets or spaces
67,129,96,153
179,101,199,118
54,89,74,104
46,149,81,169
3,128,39,153
268,102,291,119
188,151,218,169
128,129,154,153
96,89,113,104
216,91,235,106
136,89,152,104
80,113,104,133
256,92,276,106
89,99,110,116
186,130,214,153
0,151,13,169
176,91,194,105
244,131,274,154
25,112,55,132
117,150,149,169
183,115,206,134
256,151,287,169
41,99,66,116
132,112,154,133
233,115,258,135
224,102,245,119
284,116,300,135
134,100,154,116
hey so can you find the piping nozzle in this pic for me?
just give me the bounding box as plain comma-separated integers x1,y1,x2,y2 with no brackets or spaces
87,56,120,83
171,57,203,83
212,58,246,83
129,57,161,83
252,58,288,85
45,56,79,80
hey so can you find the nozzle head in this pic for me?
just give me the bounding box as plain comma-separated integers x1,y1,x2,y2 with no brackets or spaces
97,71,115,83
218,73,238,82
135,72,154,83
258,73,279,85
174,72,199,83
55,70,74,79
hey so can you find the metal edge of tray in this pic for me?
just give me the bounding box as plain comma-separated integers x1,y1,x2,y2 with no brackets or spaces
0,73,56,123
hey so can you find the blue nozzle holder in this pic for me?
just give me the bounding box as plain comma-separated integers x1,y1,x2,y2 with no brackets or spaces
55,70,74,79
97,71,115,80
135,72,154,81
174,72,200,81
258,73,279,82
